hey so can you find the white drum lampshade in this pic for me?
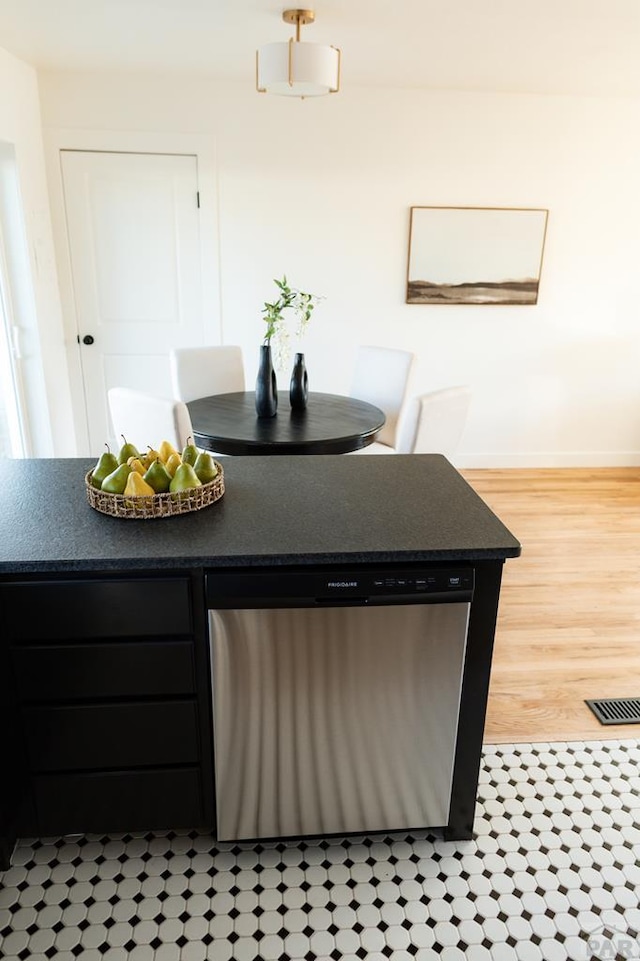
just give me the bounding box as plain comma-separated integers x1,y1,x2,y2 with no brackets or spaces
256,9,341,98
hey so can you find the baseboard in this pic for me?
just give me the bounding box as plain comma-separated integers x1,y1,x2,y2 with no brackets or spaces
455,451,640,468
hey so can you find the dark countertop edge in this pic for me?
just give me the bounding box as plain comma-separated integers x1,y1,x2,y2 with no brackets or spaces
0,546,521,575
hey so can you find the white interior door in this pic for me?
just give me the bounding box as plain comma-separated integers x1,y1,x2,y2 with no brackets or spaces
61,150,204,454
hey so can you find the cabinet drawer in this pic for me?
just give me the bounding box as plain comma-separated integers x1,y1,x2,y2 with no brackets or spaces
33,768,204,836
12,640,195,701
3,578,192,641
24,701,200,771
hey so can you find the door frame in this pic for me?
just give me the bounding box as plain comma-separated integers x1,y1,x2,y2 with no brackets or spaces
0,223,30,457
44,129,221,454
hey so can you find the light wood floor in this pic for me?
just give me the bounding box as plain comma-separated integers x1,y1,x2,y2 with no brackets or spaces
461,467,640,744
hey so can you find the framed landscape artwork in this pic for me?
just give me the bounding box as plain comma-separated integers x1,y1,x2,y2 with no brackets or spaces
406,206,549,305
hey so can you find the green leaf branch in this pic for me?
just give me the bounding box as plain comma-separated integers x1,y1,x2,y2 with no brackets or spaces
261,277,321,368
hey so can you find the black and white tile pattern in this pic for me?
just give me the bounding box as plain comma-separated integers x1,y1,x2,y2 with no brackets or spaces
2,739,640,961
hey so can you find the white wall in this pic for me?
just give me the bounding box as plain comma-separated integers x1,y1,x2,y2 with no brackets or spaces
39,71,640,466
0,48,74,456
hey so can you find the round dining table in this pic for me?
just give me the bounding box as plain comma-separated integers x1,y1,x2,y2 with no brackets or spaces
187,391,386,455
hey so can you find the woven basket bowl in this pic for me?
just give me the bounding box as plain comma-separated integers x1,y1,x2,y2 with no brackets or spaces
85,461,225,519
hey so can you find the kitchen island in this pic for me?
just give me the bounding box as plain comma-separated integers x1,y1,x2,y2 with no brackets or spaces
0,455,520,868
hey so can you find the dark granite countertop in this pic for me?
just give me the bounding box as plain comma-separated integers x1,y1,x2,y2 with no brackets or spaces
0,455,520,574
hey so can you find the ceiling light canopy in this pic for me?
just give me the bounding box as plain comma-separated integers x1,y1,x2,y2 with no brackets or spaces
256,8,341,98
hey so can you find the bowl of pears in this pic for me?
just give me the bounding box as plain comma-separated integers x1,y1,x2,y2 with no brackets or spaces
86,436,224,519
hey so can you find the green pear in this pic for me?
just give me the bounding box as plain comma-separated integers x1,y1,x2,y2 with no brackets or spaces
143,459,172,493
101,463,133,494
193,450,218,484
181,436,199,467
169,462,202,494
117,435,139,465
91,445,119,489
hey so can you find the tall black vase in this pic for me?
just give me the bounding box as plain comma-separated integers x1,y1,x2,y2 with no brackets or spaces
255,344,278,418
289,352,309,411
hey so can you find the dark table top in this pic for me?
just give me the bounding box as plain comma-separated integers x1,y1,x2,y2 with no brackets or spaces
0,455,521,574
187,391,386,455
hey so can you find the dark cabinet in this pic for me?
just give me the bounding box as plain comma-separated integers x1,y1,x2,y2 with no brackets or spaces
24,701,200,771
33,769,203,837
12,639,195,700
2,577,193,640
1,572,213,853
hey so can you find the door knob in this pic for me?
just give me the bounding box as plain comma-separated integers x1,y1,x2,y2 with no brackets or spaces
82,335,95,345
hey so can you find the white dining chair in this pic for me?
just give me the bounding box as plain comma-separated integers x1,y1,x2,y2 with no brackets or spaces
107,387,194,452
169,346,245,403
397,386,472,458
355,386,471,459
349,345,415,451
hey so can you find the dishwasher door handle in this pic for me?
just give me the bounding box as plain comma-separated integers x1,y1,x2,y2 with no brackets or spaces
313,596,371,606
314,591,473,606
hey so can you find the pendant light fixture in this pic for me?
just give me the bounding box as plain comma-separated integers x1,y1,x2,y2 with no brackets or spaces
256,9,341,98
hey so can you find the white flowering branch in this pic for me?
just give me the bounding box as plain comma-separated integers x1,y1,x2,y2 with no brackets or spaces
261,276,321,371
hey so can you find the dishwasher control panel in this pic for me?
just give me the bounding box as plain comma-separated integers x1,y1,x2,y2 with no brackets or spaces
369,571,473,595
206,567,474,607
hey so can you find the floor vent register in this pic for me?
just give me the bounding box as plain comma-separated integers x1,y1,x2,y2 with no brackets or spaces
586,696,640,725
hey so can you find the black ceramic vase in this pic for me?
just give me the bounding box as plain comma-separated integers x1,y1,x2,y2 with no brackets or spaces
255,344,278,418
289,352,309,411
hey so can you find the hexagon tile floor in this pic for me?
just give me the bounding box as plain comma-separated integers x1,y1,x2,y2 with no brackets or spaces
2,739,640,961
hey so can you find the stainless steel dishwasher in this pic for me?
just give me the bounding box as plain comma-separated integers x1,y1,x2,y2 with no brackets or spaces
206,567,473,842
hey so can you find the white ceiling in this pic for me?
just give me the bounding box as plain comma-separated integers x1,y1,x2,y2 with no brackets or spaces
0,0,639,97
